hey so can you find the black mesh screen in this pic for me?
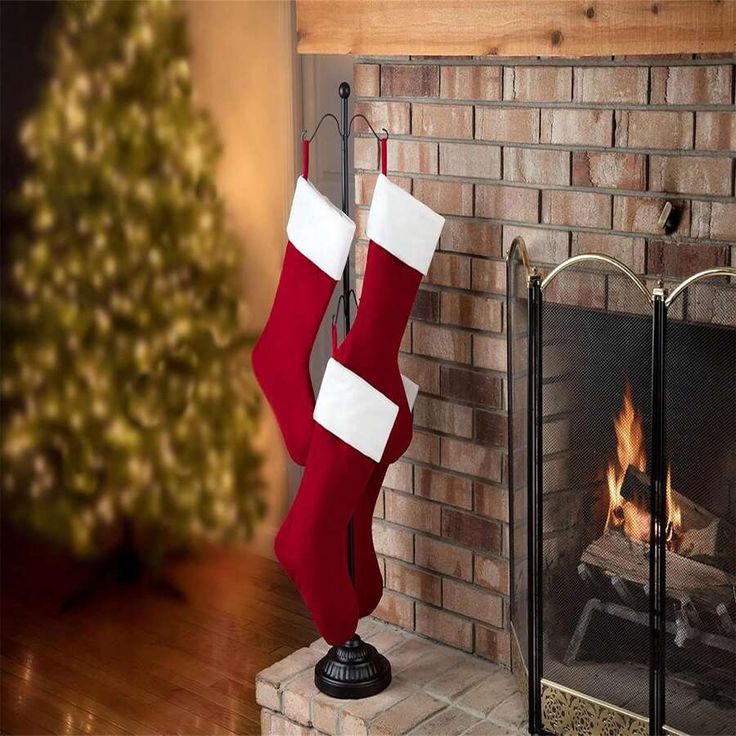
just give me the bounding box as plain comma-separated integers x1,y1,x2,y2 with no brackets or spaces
508,254,529,669
541,265,653,719
663,286,736,736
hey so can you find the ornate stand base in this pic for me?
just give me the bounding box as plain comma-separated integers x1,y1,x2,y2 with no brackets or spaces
314,635,391,699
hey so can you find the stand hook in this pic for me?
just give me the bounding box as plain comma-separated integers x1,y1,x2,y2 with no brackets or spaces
302,112,342,143
348,114,389,141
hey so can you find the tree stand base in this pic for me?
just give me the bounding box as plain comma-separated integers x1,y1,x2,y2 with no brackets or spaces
314,635,391,699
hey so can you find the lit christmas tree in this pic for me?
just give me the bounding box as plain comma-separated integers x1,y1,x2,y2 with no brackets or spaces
2,0,263,560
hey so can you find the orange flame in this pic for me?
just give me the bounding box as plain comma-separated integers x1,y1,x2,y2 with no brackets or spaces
604,384,682,547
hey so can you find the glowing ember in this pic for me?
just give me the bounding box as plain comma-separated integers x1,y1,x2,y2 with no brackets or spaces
604,384,682,547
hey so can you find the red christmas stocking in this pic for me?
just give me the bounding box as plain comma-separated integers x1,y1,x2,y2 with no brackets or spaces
275,359,400,644
252,162,355,466
276,174,443,644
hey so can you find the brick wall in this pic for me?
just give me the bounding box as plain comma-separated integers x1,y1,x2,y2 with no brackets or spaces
352,55,735,667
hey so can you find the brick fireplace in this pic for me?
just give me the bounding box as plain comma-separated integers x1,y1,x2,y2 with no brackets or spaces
350,54,735,675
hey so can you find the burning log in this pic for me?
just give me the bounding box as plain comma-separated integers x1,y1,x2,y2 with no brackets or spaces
619,465,650,510
581,532,736,612
617,464,735,568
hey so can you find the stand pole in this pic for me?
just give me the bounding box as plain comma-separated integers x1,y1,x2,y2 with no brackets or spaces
313,82,392,700
339,81,356,583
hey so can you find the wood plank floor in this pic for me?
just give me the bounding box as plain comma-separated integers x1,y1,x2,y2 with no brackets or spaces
0,527,317,735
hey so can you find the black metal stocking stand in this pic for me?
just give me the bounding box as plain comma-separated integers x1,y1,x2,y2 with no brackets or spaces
311,81,392,699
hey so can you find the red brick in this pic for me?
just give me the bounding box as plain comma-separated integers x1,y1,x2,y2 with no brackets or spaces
355,241,368,276
649,155,732,197
472,334,507,372
401,323,411,353
416,604,473,651
503,65,572,102
385,490,441,535
502,226,569,265
355,207,368,240
405,430,440,465
710,202,736,241
374,488,385,519
414,395,473,438
441,292,503,332
647,240,729,278
573,66,648,104
543,269,606,309
412,289,439,322
471,259,506,294
613,196,691,236
476,107,539,144
571,232,646,272
540,109,612,146
441,65,501,100
441,365,504,408
475,184,539,222
387,139,438,174
474,411,507,448
439,142,501,179
503,147,569,186
474,553,510,595
614,110,693,150
440,438,504,483
426,252,471,288
385,559,442,606
441,219,502,257
355,172,411,205
542,190,612,229
572,151,645,190
474,482,509,522
415,467,472,510
381,64,439,97
695,112,736,151
373,519,414,562
355,137,379,170
412,322,471,363
413,178,473,216
650,65,732,105
399,353,440,394
354,100,410,135
374,590,415,629
415,534,473,580
442,507,504,554
412,103,473,139
474,625,511,666
383,461,413,493
443,579,503,627
354,63,380,96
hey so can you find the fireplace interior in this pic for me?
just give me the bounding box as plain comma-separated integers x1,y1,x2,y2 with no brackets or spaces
508,252,736,736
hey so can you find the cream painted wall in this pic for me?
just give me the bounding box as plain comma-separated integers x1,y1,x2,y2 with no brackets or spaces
185,0,299,557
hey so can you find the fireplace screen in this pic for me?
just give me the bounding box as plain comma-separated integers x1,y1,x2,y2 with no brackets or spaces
663,284,736,736
506,246,736,736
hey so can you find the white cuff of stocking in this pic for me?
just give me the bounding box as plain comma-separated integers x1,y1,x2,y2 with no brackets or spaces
314,358,399,463
287,177,356,281
366,174,445,276
401,374,419,410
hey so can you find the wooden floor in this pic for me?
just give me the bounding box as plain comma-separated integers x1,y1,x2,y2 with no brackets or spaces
0,528,318,735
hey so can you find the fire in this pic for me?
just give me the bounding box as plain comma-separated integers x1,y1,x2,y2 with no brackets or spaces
604,384,682,547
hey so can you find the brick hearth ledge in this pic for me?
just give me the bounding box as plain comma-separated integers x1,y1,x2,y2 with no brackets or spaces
256,618,526,735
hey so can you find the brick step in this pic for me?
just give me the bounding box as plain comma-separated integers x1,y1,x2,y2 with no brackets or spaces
256,619,526,735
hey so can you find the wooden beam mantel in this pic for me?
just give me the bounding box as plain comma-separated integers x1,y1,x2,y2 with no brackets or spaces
296,1,736,57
